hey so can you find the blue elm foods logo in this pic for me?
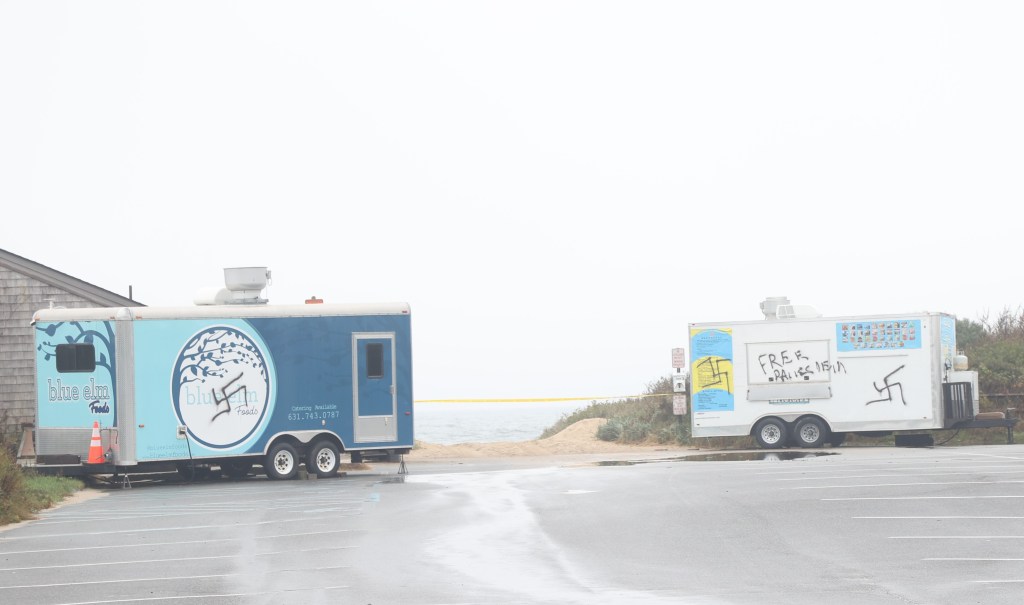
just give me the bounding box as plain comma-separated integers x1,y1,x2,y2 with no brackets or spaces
172,326,272,449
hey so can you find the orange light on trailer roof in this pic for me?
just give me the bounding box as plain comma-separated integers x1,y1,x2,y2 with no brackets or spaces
305,296,324,304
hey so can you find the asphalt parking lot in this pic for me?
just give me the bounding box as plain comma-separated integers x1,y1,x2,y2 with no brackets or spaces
2,445,1023,604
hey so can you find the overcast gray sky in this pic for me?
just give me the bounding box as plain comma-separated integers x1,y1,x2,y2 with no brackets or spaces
3,2,1022,402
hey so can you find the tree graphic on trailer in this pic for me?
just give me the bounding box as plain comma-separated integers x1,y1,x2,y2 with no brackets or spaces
36,321,117,405
172,326,271,450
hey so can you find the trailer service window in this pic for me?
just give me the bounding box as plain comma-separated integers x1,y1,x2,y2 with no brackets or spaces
367,343,384,378
55,343,96,373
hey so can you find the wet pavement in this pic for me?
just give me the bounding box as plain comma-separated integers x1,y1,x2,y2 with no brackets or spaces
3,444,1024,604
595,451,839,465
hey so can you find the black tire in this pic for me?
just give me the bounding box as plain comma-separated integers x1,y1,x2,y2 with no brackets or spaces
827,432,847,447
306,440,340,478
265,442,299,480
753,418,788,449
221,460,254,480
793,417,828,448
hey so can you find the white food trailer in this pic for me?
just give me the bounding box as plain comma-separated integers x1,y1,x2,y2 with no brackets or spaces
689,298,984,448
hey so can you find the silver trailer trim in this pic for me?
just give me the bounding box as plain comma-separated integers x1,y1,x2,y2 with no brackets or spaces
116,308,137,465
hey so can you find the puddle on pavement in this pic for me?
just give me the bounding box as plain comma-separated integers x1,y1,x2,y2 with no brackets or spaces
596,451,838,466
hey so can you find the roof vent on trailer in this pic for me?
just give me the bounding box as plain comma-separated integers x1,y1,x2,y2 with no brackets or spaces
760,296,791,320
761,297,821,320
777,304,821,319
223,267,271,304
194,267,272,305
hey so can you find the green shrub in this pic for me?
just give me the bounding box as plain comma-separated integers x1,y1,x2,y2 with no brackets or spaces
656,419,691,444
542,376,686,445
0,448,82,526
959,310,1024,414
596,420,621,441
540,400,627,439
0,447,32,525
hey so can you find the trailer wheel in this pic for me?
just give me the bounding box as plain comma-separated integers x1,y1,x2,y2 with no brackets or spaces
265,443,299,480
753,418,788,449
306,440,340,478
794,417,827,448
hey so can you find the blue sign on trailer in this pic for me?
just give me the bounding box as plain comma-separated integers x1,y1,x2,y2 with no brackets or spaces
32,303,413,479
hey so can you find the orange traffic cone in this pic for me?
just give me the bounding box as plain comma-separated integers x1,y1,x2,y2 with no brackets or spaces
86,421,105,464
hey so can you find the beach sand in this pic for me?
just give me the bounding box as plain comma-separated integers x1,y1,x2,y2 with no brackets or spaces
406,418,682,460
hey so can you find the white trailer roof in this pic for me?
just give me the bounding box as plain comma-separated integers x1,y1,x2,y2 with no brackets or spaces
690,310,952,328
32,302,411,323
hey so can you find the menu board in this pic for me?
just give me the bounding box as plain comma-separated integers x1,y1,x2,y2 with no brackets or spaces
836,319,921,352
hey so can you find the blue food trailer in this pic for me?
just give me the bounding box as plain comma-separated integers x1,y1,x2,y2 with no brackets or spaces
29,300,413,480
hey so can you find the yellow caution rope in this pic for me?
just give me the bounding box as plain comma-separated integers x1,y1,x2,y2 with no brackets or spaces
415,394,668,403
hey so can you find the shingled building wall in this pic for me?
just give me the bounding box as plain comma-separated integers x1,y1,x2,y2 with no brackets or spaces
0,250,139,445
0,265,109,439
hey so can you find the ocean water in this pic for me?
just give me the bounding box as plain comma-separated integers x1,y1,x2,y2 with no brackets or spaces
413,401,591,445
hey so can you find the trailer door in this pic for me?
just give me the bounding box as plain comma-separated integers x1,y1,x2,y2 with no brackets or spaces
353,333,398,442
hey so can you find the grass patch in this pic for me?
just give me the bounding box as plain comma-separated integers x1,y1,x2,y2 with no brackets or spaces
932,427,1023,447
23,474,83,508
0,448,83,526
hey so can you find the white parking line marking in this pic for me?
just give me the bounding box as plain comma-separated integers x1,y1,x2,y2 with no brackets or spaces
51,585,351,605
58,594,248,604
889,536,1024,539
961,453,1024,461
0,573,232,590
782,470,1024,481
763,464,1024,476
796,480,1024,490
0,547,353,571
0,527,360,555
33,509,360,526
856,516,1024,520
0,522,272,541
926,558,1024,561
824,495,1024,501
32,511,259,525
0,523,361,542
0,537,235,555
1,567,353,591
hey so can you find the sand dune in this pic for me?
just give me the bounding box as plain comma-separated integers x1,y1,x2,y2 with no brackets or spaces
406,418,674,460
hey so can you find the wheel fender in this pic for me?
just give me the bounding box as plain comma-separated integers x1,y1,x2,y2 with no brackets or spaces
261,431,346,455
